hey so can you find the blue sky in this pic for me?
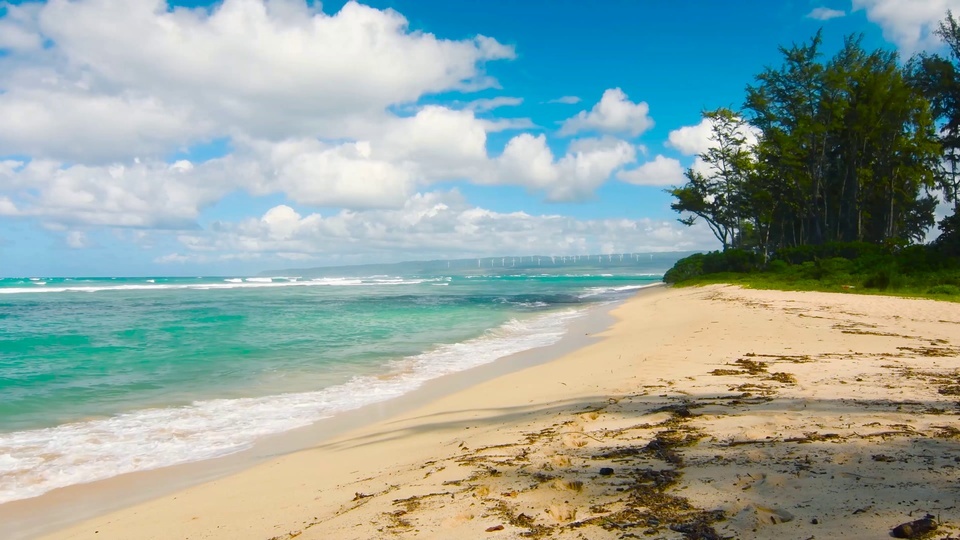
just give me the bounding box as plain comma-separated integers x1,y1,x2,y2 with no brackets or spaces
0,0,953,276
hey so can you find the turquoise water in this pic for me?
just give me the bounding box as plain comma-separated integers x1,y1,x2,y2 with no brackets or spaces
0,265,664,503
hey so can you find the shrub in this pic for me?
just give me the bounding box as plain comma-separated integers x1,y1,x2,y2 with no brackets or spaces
663,241,959,298
927,284,960,295
663,250,763,284
864,265,901,290
774,242,885,264
793,257,855,280
710,249,763,273
766,260,789,273
663,253,705,284
895,245,941,273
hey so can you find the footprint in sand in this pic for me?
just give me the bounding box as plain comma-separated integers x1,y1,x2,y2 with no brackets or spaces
545,504,577,522
562,433,588,448
579,411,601,422
729,503,795,528
551,478,584,492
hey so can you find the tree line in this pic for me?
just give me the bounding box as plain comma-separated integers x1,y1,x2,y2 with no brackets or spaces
670,13,960,258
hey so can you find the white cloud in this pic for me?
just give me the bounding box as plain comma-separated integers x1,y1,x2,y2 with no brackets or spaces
0,197,19,216
667,118,714,156
481,117,538,132
0,135,422,229
806,7,846,20
0,0,667,266
548,96,581,105
666,116,760,156
0,0,514,160
375,106,490,179
159,191,717,263
853,0,960,53
65,231,91,249
464,96,523,112
0,110,640,230
246,138,417,209
495,135,637,201
0,0,635,225
0,158,232,228
559,88,654,136
617,155,686,186
0,3,44,52
0,88,211,164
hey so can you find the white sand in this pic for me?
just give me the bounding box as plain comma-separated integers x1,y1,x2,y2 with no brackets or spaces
9,285,960,539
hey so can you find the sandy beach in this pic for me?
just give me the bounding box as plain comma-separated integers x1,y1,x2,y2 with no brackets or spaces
10,284,960,539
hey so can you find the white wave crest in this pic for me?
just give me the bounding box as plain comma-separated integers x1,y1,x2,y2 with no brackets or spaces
0,308,586,504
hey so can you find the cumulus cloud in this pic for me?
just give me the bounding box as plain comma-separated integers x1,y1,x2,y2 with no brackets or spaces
245,138,417,209
806,7,846,20
0,157,233,228
616,155,686,186
559,88,654,136
0,0,669,267
494,135,637,201
0,88,211,164
374,106,490,179
0,0,515,161
0,111,642,230
853,0,960,53
666,116,759,156
159,191,717,264
667,118,715,156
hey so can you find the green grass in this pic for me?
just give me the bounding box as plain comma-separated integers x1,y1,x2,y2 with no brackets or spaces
671,271,960,302
663,247,960,303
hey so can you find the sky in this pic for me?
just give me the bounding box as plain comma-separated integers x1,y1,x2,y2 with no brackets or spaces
0,0,958,276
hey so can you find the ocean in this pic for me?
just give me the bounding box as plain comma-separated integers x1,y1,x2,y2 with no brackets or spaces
0,256,673,504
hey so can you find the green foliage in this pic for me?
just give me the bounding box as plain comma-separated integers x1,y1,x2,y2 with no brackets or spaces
662,253,705,284
863,265,900,290
766,259,789,273
662,14,960,297
672,28,948,253
668,108,757,250
935,212,960,256
705,249,763,273
774,242,884,265
662,242,960,301
927,284,960,295
663,250,762,284
911,11,960,214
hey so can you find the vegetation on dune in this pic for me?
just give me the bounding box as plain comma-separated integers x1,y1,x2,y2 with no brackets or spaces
664,13,960,299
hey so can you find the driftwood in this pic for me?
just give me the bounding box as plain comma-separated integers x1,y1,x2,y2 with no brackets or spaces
891,514,938,539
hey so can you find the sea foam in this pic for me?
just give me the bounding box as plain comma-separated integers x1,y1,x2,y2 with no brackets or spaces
0,276,442,295
0,308,585,504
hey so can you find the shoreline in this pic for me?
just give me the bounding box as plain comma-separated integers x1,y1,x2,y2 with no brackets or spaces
0,285,663,540
9,283,960,539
